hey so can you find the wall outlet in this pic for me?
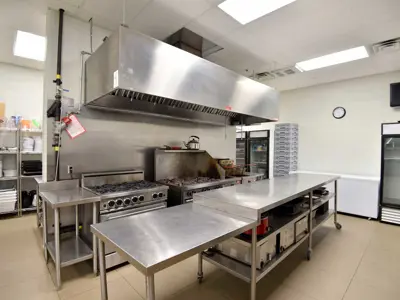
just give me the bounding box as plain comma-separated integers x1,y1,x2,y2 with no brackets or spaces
67,165,73,174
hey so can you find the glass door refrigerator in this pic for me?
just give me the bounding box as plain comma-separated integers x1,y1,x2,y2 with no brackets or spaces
380,123,400,225
236,130,270,179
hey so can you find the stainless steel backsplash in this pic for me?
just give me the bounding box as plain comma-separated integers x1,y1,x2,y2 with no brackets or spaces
47,106,236,181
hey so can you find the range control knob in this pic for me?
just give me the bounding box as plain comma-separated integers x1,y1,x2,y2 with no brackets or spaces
108,200,115,207
139,195,145,201
132,196,138,203
158,192,163,198
152,193,158,199
124,198,131,205
116,199,123,206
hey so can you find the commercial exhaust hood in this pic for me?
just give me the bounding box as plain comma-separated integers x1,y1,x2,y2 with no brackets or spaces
85,26,279,125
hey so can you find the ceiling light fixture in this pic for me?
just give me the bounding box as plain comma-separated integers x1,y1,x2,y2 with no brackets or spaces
295,46,369,71
218,0,297,25
13,30,46,62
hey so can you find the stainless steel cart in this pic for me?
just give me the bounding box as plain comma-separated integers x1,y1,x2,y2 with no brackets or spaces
40,179,100,289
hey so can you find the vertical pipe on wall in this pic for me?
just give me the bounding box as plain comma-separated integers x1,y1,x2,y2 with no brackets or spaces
53,9,64,181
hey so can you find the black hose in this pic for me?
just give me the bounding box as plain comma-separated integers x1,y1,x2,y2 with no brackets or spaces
54,8,64,181
56,9,64,83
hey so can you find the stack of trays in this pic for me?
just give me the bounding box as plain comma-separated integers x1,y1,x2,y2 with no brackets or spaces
274,124,298,177
0,188,17,213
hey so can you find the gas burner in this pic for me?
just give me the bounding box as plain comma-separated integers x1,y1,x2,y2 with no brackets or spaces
158,177,219,187
88,180,162,195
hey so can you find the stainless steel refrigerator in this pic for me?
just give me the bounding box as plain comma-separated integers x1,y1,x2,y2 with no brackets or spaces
236,130,270,179
379,122,400,225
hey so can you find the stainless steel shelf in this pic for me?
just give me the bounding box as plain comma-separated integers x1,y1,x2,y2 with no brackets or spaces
20,151,42,155
0,176,18,181
47,236,93,268
0,128,18,132
237,210,310,245
203,234,309,283
312,210,334,233
304,193,335,211
0,151,17,155
21,175,42,178
22,207,36,212
20,128,42,133
0,209,18,215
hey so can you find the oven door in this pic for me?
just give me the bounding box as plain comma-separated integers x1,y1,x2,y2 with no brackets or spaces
99,202,167,222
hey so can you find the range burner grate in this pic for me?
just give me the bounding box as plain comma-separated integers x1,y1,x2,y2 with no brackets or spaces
158,177,219,187
88,180,161,194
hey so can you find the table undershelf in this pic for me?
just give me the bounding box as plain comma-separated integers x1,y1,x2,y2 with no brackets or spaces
47,236,93,268
203,201,335,283
203,234,309,283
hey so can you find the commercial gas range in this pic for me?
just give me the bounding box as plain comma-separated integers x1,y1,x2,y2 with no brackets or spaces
81,170,169,268
158,176,237,206
229,172,265,185
154,149,238,206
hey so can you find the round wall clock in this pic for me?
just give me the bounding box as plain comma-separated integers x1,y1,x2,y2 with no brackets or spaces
333,107,346,119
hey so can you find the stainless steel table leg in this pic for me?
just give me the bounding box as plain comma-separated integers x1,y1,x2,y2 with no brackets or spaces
36,186,40,227
197,253,203,283
250,227,257,300
145,274,155,300
43,201,48,263
54,207,61,289
75,205,79,236
99,239,108,300
93,203,98,275
334,180,342,230
307,191,313,260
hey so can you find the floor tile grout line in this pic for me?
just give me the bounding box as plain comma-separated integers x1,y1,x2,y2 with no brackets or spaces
119,270,145,300
340,234,373,300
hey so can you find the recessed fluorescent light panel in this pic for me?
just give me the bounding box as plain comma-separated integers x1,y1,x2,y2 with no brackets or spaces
13,30,46,62
218,0,297,25
295,46,369,71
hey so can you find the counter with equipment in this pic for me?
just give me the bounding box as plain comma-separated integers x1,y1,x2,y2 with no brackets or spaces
91,173,341,300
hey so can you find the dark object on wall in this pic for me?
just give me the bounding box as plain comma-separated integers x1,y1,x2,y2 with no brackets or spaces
390,82,400,107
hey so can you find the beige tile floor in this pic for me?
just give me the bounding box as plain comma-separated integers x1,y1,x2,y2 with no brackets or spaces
0,214,399,300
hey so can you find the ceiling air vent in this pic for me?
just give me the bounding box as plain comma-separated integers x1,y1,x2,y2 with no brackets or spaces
372,38,400,54
255,66,301,80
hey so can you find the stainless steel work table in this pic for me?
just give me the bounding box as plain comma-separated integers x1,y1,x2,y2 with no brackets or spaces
91,203,257,300
40,179,101,289
92,173,341,300
195,173,341,300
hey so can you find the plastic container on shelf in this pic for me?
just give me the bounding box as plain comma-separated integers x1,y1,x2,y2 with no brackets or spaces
3,169,17,177
22,137,34,151
0,199,17,213
33,136,42,153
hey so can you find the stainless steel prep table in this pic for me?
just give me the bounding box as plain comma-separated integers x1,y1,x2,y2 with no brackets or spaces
195,173,341,300
40,179,101,289
91,203,257,300
91,174,341,300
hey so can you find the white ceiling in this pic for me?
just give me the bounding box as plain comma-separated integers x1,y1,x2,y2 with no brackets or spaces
1,0,400,91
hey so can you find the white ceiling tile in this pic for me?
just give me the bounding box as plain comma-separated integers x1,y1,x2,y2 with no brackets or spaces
81,0,149,30
186,7,241,41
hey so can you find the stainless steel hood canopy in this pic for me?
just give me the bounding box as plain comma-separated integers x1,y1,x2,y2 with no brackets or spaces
85,26,279,125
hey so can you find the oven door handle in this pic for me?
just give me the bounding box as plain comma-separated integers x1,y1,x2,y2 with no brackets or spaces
102,203,167,222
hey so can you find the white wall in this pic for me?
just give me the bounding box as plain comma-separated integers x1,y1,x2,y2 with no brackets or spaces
0,63,43,120
279,71,400,177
